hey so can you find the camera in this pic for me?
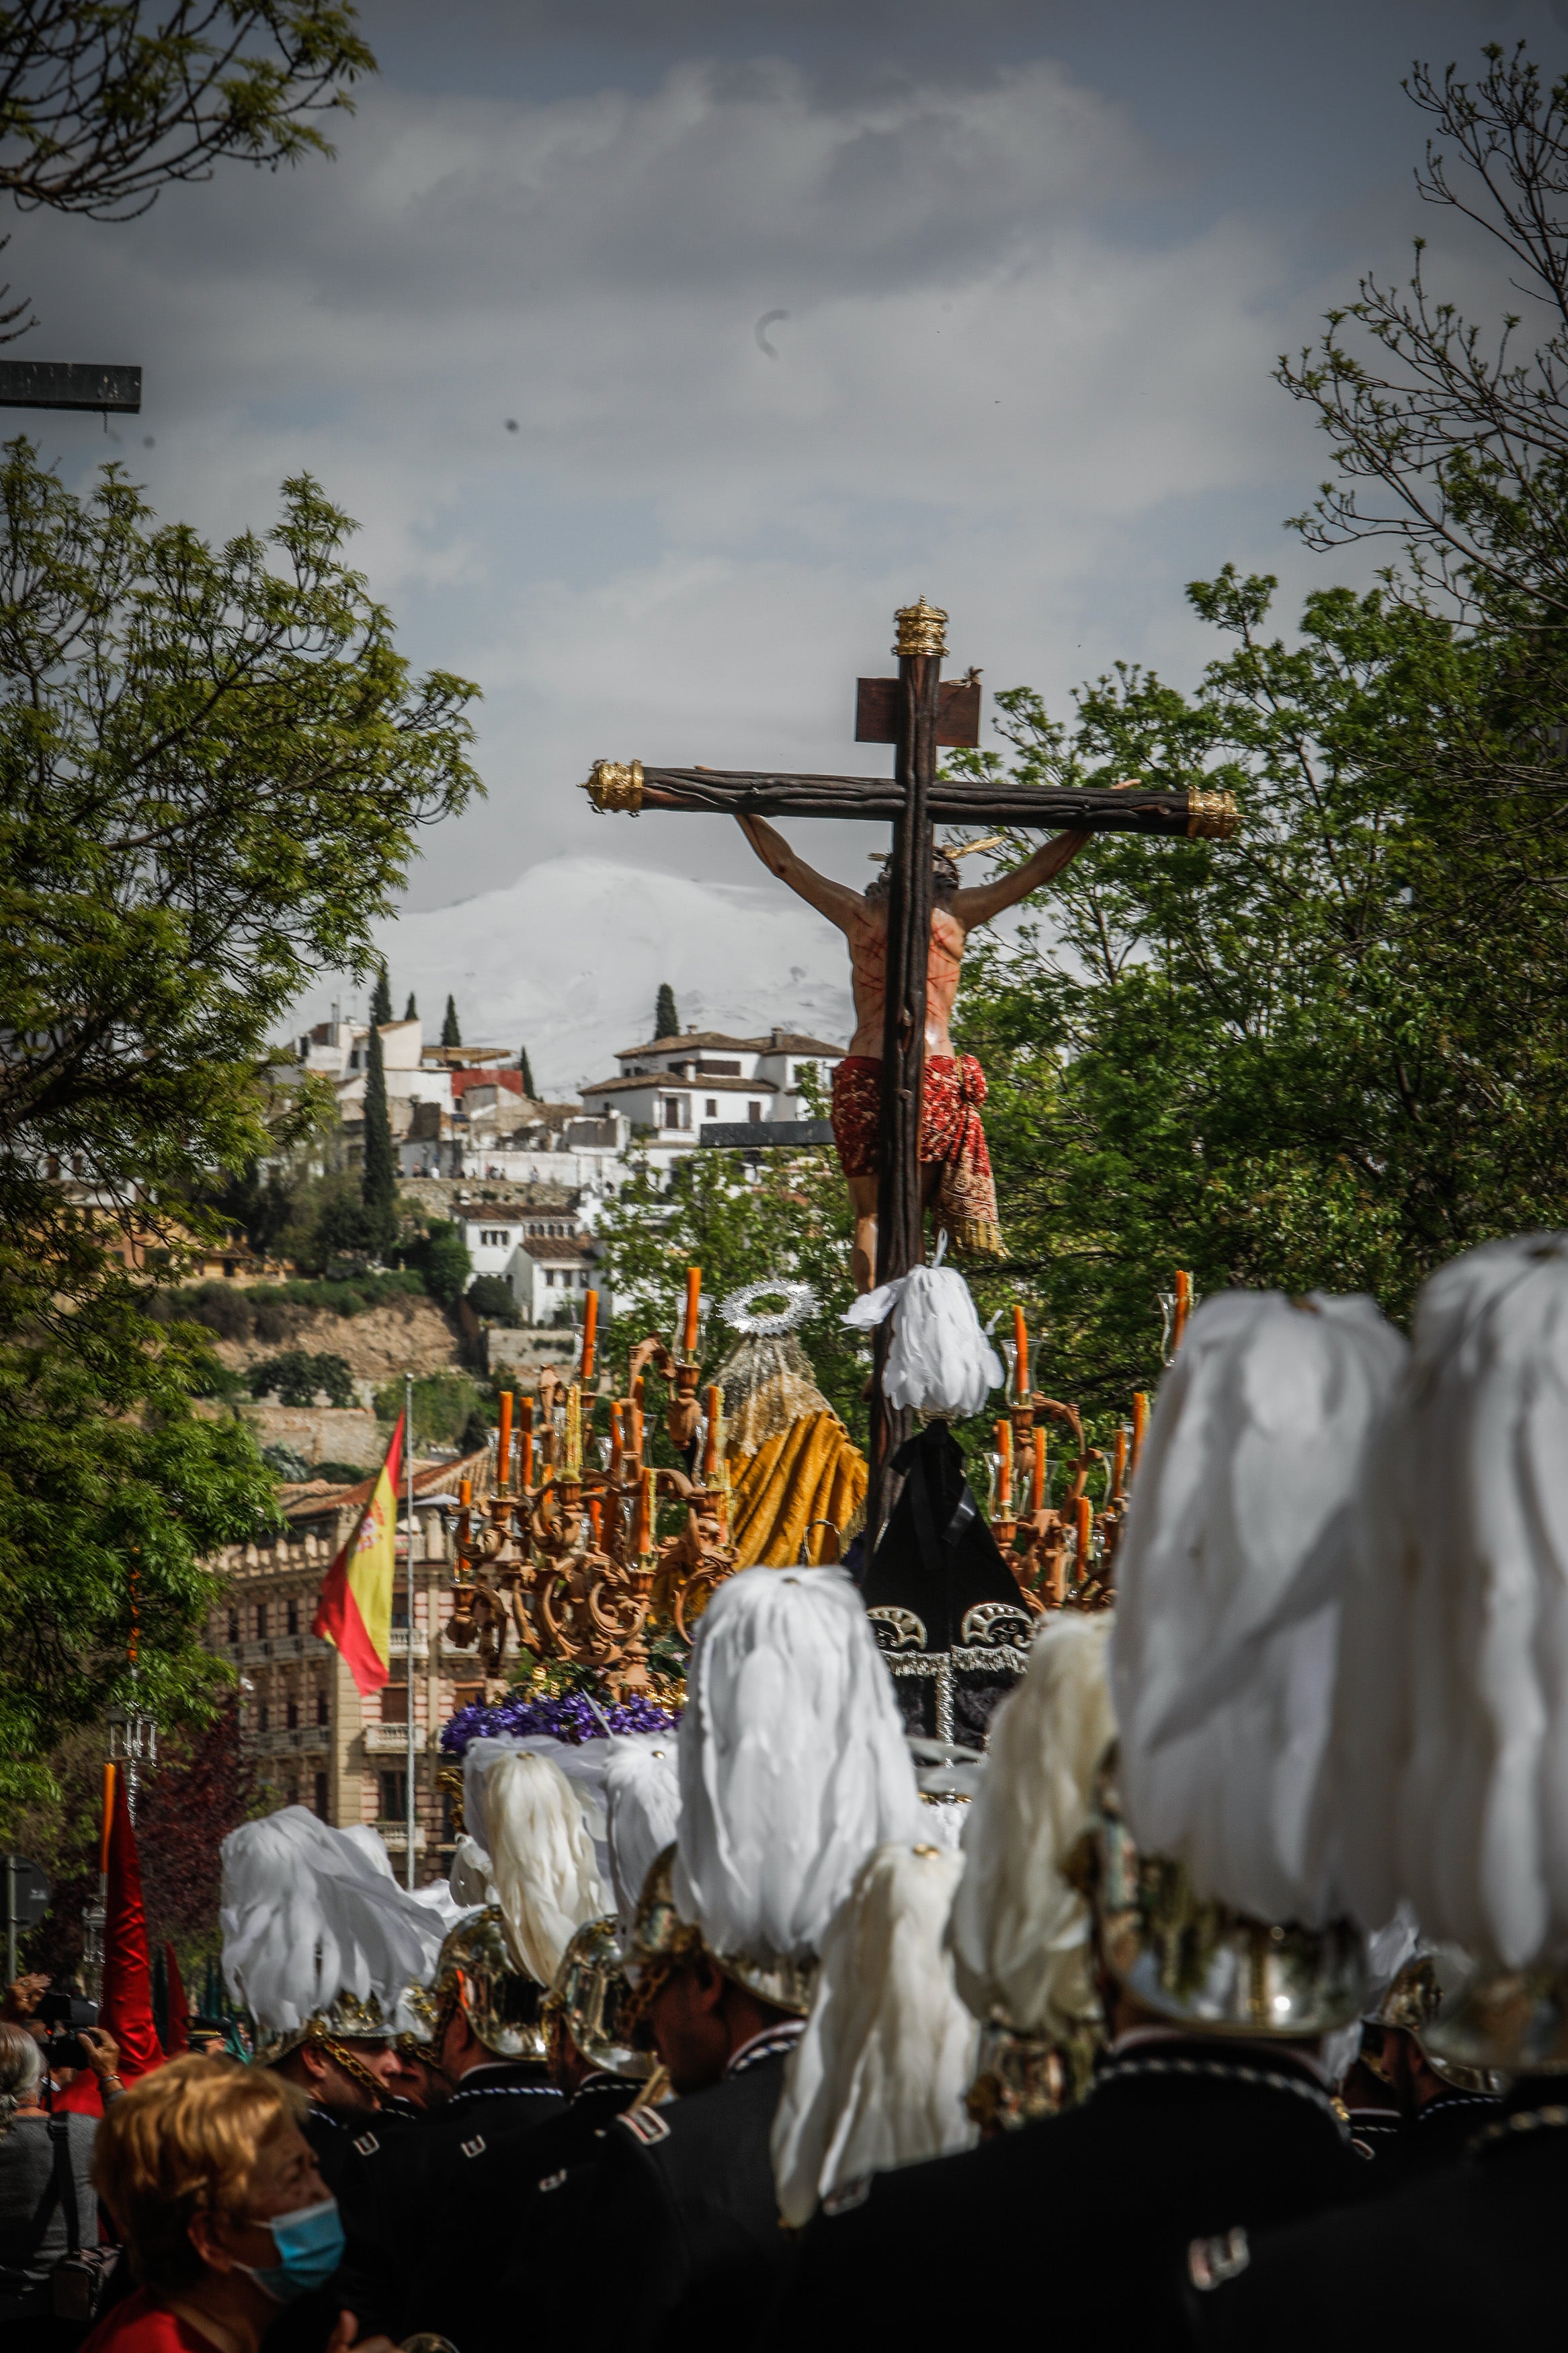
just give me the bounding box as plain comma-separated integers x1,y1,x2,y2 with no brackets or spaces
36,1989,98,2072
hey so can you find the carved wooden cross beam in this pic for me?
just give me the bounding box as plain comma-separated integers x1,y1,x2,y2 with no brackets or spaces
579,598,1238,1536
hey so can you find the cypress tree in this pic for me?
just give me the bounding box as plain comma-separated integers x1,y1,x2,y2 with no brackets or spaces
404,991,418,1020
361,1021,397,1252
519,1045,536,1099
655,981,679,1040
370,966,393,1025
442,993,462,1047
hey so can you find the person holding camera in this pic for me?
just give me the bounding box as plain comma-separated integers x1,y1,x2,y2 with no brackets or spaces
0,2017,123,2344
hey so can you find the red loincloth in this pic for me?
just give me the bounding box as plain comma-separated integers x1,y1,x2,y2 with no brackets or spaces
830,1053,1003,1257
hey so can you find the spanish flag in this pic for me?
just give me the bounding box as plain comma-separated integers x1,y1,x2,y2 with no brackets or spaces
312,1413,404,1694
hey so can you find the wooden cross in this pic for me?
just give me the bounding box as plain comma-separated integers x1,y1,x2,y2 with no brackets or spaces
580,596,1237,1536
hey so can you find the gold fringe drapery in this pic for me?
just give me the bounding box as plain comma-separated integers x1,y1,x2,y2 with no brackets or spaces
727,1410,866,1568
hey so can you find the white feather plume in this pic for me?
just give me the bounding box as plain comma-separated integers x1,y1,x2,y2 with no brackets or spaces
1330,1234,1568,1966
843,1265,1003,1420
604,1734,682,1932
674,1566,923,1963
771,1842,979,2227
1111,1289,1406,1927
220,1806,446,2032
947,1613,1114,2040
448,1834,495,1911
482,1751,608,1985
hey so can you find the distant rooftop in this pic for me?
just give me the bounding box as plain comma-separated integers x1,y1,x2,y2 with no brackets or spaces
614,1027,844,1060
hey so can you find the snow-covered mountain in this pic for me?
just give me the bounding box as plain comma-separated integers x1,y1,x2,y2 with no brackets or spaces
294,854,858,1096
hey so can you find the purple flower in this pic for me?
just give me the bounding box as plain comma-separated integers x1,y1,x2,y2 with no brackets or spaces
439,1689,681,1759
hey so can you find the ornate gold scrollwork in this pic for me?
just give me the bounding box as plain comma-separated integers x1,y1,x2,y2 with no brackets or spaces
1186,788,1240,840
893,596,948,658
582,758,645,813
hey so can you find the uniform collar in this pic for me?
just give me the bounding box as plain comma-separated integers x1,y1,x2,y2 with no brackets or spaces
725,2020,807,2080
1110,2023,1333,2088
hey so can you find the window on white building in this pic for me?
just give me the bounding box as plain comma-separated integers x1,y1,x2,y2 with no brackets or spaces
479,1227,509,1247
706,1099,717,1117
662,1096,683,1128
747,1101,762,1123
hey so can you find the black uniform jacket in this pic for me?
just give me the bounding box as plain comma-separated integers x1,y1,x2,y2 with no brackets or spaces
335,2061,565,2350
763,2038,1368,2353
1182,2076,1564,2352
519,2044,797,2350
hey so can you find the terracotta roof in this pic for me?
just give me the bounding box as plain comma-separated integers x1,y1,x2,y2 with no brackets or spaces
458,1205,582,1228
450,1068,526,1101
582,1072,780,1097
280,1446,491,1523
614,1029,843,1059
522,1236,597,1263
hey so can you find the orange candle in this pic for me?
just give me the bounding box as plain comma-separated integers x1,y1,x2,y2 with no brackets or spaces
1012,1303,1029,1399
1173,1269,1192,1353
1131,1391,1149,1474
587,1494,603,1544
1029,1425,1046,1513
634,1466,655,1555
458,1477,472,1509
580,1289,598,1384
497,1390,513,1490
995,1417,1013,1518
518,1398,534,1490
1113,1424,1128,1496
629,1399,645,1466
100,1763,116,1875
703,1384,720,1483
1075,1494,1093,1574
608,1401,624,1483
682,1266,702,1359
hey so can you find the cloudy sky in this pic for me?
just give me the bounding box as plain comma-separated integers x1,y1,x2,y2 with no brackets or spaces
23,0,1568,1084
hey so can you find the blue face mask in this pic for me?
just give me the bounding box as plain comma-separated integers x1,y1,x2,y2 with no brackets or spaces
236,2196,345,2303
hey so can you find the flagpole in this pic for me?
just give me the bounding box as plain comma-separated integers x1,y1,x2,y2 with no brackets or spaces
405,1371,416,1893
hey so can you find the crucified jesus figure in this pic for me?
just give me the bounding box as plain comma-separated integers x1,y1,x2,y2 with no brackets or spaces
737,813,1091,1291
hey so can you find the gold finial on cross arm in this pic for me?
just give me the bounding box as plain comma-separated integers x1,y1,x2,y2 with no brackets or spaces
1185,788,1240,840
582,758,645,812
893,596,948,658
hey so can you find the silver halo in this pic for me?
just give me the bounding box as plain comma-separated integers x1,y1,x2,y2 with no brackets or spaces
718,1277,818,1336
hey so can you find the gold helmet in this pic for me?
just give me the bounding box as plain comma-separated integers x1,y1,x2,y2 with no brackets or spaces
543,1918,653,2080
431,1908,546,2061
1418,1954,1560,2079
1073,1756,1368,2037
624,1845,815,2032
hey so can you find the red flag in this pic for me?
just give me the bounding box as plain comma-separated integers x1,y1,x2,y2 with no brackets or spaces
99,1767,162,2083
163,1941,189,2056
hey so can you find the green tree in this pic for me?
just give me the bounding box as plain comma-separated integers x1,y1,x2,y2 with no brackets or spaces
369,967,393,1025
441,994,462,1048
946,568,1568,1408
360,1019,396,1250
518,1047,536,1099
0,445,479,1796
404,992,417,1021
593,1147,866,1441
654,982,679,1041
406,1219,470,1309
466,1275,519,1324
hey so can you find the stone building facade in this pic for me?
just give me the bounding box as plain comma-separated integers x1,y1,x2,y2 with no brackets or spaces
204,1447,492,1882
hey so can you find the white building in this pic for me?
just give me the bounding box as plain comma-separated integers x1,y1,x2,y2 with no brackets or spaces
296,1015,455,1121
450,1201,608,1321
579,1027,844,1167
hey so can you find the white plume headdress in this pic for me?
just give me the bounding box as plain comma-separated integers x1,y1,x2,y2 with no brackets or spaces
674,1566,923,1983
843,1261,1003,1421
1331,1234,1568,1967
220,1806,447,2039
483,1750,608,1985
604,1733,682,1935
1111,1288,1406,1928
771,1842,978,2228
947,1612,1116,2042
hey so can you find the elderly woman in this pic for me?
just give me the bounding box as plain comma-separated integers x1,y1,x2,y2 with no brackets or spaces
82,2057,394,2353
0,2015,121,2336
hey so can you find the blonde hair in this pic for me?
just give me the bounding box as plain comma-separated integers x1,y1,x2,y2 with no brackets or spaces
0,2021,42,2129
92,2055,307,2290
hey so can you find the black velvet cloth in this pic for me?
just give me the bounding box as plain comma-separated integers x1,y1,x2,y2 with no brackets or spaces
860,1421,1020,1652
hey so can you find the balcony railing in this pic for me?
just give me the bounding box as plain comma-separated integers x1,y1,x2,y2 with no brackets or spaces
241,1725,332,1757
377,1825,429,1851
230,1634,332,1665
387,1629,429,1659
362,1723,438,1753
